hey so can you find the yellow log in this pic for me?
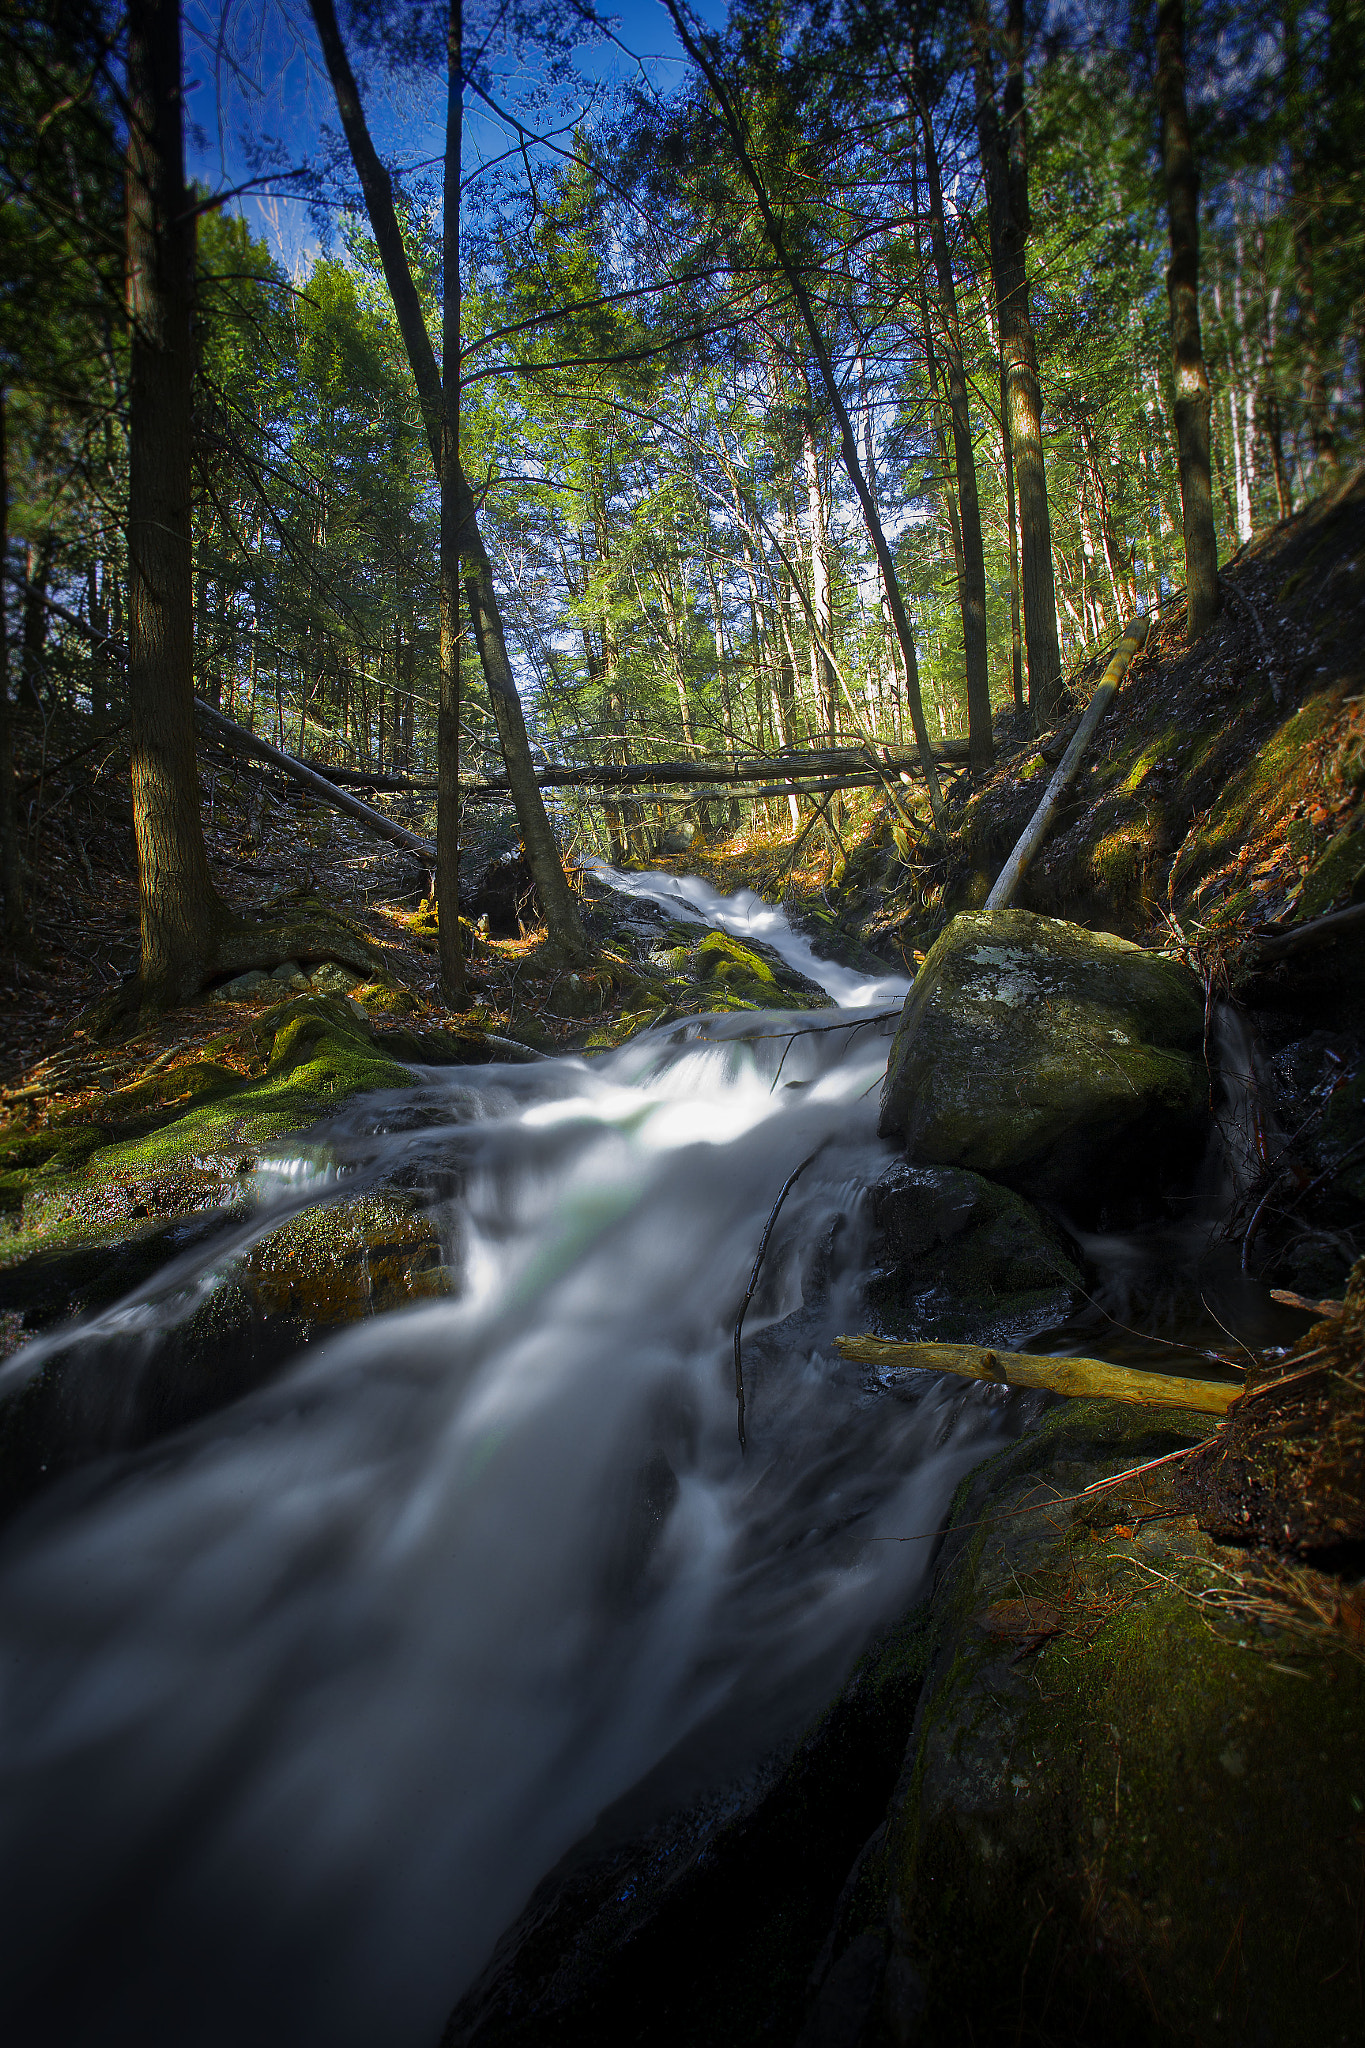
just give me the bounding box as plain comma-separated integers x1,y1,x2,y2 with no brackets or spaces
834,1335,1239,1416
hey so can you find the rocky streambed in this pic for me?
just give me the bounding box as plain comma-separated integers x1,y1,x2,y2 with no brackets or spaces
0,873,1359,2048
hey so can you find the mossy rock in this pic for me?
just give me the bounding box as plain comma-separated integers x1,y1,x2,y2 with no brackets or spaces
689,930,830,1010
864,1160,1084,1346
1293,818,1365,922
0,1192,447,1521
223,1192,448,1328
352,979,420,1017
866,1401,1365,2048
879,910,1207,1214
8,998,417,1249
694,929,781,987
0,1126,110,1216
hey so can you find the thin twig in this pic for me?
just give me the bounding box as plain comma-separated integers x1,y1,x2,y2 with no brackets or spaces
733,1145,825,1452
871,1444,1206,1542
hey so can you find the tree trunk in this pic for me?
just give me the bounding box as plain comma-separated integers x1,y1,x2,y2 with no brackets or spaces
0,387,25,945
1156,0,1222,640
705,553,742,829
125,0,227,1004
1283,0,1338,486
801,415,837,748
664,0,947,833
1001,359,1025,710
970,0,1062,727
21,536,52,710
437,0,468,1004
917,79,993,770
308,0,587,965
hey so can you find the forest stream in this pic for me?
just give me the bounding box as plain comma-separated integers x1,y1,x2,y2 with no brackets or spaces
0,874,1025,2048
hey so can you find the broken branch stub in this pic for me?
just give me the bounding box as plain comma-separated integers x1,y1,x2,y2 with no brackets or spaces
985,617,1150,912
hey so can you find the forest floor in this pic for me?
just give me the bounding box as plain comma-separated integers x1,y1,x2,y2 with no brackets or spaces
0,466,1362,1289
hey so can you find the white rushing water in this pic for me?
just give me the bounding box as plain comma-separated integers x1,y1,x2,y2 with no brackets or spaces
584,859,913,1009
0,882,998,2048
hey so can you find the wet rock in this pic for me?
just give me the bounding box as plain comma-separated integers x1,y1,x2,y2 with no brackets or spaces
442,1602,929,2048
692,929,830,1008
233,1192,447,1326
864,1160,1083,1348
864,1401,1365,2048
879,909,1207,1213
0,1193,448,1522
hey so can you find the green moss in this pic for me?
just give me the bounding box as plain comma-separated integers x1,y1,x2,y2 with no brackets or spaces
1174,692,1343,895
693,929,780,986
100,1059,244,1119
353,979,420,1016
1295,818,1365,921
880,910,1207,1207
10,997,416,1246
884,1401,1365,2047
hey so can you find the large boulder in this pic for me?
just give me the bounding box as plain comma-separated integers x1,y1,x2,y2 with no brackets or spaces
879,909,1207,1210
863,1159,1083,1348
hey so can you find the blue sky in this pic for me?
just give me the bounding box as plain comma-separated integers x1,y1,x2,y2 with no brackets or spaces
183,0,717,273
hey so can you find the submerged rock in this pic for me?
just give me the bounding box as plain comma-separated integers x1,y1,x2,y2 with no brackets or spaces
879,909,1207,1212
864,1159,1083,1347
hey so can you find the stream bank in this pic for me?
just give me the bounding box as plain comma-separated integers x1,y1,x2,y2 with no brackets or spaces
0,486,1360,2043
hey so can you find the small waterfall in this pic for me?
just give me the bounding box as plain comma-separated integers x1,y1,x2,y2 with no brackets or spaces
1038,1000,1286,1368
0,887,998,2048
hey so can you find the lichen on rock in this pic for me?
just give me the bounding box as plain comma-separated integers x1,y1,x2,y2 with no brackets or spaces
879,909,1208,1212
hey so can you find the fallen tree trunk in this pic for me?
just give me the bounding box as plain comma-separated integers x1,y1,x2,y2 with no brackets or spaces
194,700,436,862
478,742,969,793
306,762,439,794
984,615,1150,912
295,760,902,810
1251,900,1365,964
308,746,969,801
835,1333,1238,1415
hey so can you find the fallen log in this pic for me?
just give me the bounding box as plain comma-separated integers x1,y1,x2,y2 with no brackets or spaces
194,700,437,862
834,1333,1239,1416
1250,900,1365,964
473,741,969,795
984,615,1150,912
307,762,439,794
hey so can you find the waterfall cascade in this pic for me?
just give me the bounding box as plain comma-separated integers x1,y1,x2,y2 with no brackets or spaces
0,875,1011,2047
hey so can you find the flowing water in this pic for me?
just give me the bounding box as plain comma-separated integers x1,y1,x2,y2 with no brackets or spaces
0,874,1014,2048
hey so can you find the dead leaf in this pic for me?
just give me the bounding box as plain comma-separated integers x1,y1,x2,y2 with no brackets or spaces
976,1599,1064,1642
1336,1589,1365,1644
